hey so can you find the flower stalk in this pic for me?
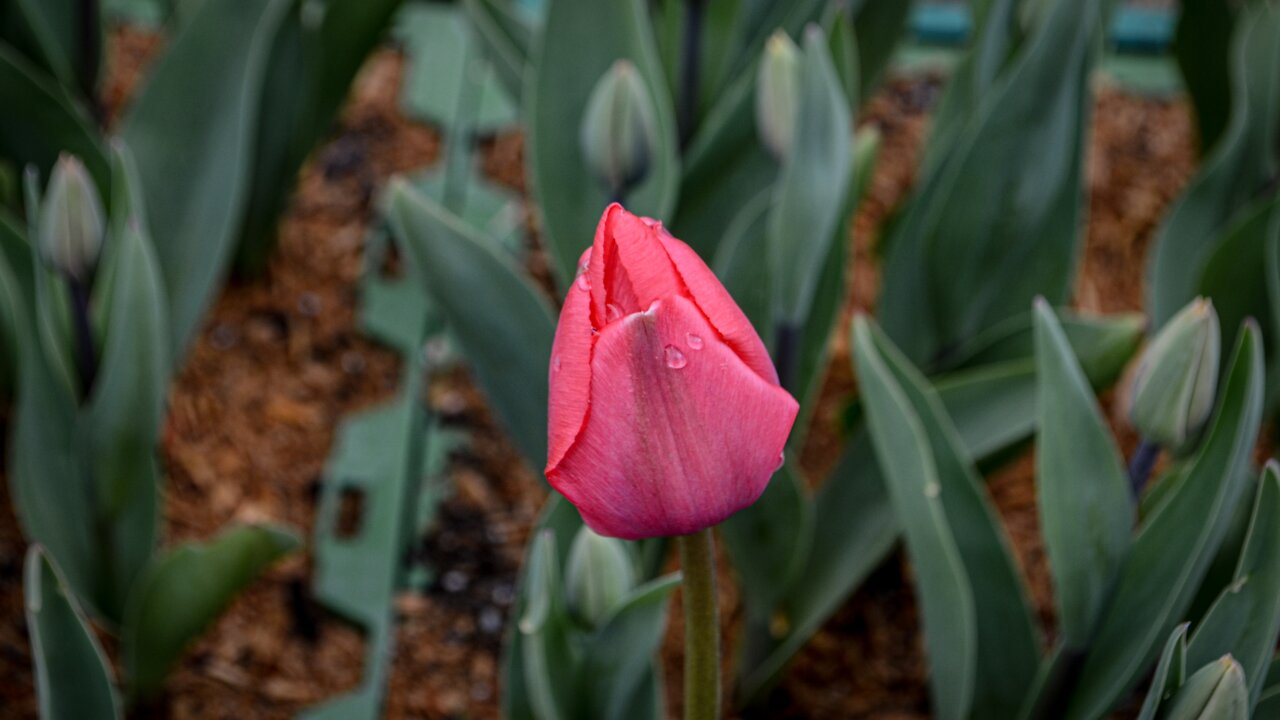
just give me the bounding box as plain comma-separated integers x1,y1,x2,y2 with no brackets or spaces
679,528,720,720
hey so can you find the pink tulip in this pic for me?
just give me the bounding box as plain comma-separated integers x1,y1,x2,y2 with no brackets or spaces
545,204,799,539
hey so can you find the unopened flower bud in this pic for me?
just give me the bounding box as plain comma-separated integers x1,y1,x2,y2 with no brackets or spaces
1129,298,1220,450
756,31,801,159
1163,655,1245,718
564,526,635,628
579,60,657,199
39,154,104,282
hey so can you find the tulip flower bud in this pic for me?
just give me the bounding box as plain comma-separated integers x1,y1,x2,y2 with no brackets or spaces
1163,655,1245,718
756,31,801,159
579,60,658,199
1129,298,1220,450
563,526,636,628
39,155,105,283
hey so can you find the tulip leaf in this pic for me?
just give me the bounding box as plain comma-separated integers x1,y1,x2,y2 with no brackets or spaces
1186,462,1280,710
121,0,293,355
673,63,775,260
767,26,851,336
123,523,300,699
1198,196,1280,358
397,2,516,133
386,180,555,470
849,0,911,95
0,212,28,392
1032,299,1133,648
721,461,812,621
1147,1,1280,327
734,309,1143,704
1067,323,1265,719
583,574,680,720
854,316,1038,719
1138,624,1191,720
24,546,121,720
518,529,579,720
1174,0,1240,152
235,0,404,273
879,0,1102,366
503,496,583,720
528,0,679,285
0,42,108,190
462,0,535,102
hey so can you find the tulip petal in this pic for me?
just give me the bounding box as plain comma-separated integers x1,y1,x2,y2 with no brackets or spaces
588,204,683,324
546,266,594,472
658,230,779,384
548,295,799,539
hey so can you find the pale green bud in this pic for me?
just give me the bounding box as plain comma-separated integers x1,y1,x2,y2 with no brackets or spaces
1162,655,1246,720
579,60,658,198
39,154,105,282
756,31,801,159
1129,298,1220,450
564,526,635,629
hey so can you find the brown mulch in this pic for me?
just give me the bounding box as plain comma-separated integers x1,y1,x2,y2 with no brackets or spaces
0,24,1198,720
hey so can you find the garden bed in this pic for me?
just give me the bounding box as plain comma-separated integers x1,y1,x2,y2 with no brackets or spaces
0,27,1196,720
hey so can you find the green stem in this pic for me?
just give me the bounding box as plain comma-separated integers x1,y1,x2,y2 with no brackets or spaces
678,528,720,720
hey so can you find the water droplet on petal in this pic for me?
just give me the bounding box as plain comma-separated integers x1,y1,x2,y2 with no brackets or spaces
686,333,704,350
576,274,591,291
774,452,785,471
552,355,561,372
664,345,687,369
924,482,941,498
606,303,625,322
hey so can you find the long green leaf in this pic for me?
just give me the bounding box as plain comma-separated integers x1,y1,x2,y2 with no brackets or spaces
1068,322,1265,719
121,0,292,354
879,0,1101,366
0,43,107,191
855,316,1039,719
527,0,679,284
1138,624,1191,720
386,180,555,469
1148,2,1280,327
123,523,299,698
1032,299,1133,648
582,575,680,720
852,317,975,720
1187,462,1280,709
25,546,121,720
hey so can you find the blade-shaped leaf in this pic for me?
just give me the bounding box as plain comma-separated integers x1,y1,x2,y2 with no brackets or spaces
1033,299,1133,648
1148,2,1280,327
1067,323,1265,719
121,0,293,354
528,0,679,284
720,461,812,620
582,574,680,720
25,546,121,720
1187,462,1280,709
854,316,1039,719
0,43,108,189
123,524,299,698
1138,623,1191,720
386,180,555,469
517,529,579,720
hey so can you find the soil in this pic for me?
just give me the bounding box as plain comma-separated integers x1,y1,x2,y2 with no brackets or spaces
0,23,1198,720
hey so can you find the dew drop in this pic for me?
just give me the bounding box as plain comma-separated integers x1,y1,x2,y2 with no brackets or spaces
576,274,591,291
552,355,561,372
774,452,785,471
664,345,688,369
686,333,704,350
924,482,941,498
606,303,625,322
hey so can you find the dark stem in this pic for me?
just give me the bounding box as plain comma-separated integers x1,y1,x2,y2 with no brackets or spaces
68,277,98,397
78,0,103,125
774,322,799,394
678,528,720,720
1128,438,1162,498
677,0,707,150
